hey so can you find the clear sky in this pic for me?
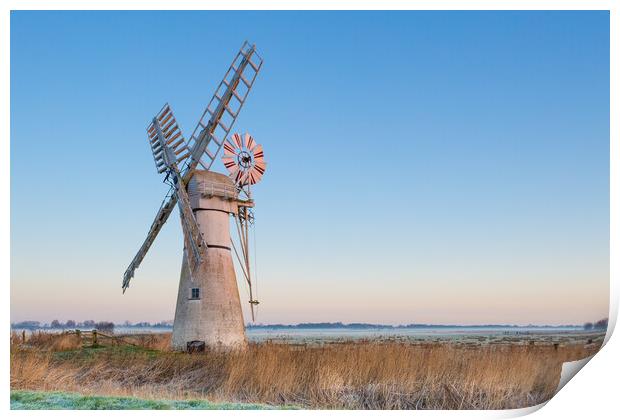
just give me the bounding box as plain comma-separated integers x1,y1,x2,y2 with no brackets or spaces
11,11,609,325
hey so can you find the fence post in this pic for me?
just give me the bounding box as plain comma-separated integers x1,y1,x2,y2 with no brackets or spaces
22,330,26,344
92,330,97,346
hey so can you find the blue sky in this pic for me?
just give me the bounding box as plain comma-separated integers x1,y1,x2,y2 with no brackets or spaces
11,11,609,324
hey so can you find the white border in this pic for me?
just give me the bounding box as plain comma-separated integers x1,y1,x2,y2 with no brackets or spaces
2,2,617,420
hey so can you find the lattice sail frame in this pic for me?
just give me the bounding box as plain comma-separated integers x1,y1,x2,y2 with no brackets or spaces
222,133,267,186
147,104,190,173
182,42,263,176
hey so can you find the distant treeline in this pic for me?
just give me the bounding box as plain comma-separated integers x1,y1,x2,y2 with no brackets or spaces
583,318,608,331
10,320,173,331
12,320,607,331
245,322,584,330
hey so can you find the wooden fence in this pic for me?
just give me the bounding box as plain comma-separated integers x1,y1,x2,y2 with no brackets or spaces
66,329,137,347
14,329,137,348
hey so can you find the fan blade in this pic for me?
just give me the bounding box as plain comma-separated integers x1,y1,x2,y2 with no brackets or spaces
245,134,256,151
252,144,264,160
233,132,243,149
253,161,266,175
233,169,248,185
249,167,264,184
222,158,238,173
223,139,236,155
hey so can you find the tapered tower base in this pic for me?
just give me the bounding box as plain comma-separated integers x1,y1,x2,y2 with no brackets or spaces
171,171,246,351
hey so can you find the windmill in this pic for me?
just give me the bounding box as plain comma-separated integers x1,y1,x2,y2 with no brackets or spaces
122,42,266,350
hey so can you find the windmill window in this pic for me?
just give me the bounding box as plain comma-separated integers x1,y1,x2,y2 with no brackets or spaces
190,288,200,300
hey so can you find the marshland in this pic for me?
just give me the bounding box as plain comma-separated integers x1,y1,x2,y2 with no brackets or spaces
10,330,604,409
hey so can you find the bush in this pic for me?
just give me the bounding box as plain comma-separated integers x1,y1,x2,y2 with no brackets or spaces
95,322,114,332
594,318,608,330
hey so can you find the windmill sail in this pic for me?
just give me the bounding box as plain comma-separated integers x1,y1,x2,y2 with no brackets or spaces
173,168,207,272
122,193,177,292
147,104,191,173
181,41,263,181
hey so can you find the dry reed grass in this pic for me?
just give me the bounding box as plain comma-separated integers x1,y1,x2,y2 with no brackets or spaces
10,332,601,409
11,330,83,351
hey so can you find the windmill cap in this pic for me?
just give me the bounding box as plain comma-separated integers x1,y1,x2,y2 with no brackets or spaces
193,170,235,185
188,170,239,203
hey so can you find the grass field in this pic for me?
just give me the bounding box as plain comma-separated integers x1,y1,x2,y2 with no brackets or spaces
11,390,280,410
10,331,604,409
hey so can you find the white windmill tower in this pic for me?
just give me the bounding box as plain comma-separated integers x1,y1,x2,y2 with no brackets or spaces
122,42,266,351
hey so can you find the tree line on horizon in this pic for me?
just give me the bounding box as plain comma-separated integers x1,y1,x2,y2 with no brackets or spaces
10,319,173,331
583,318,608,331
11,319,610,331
